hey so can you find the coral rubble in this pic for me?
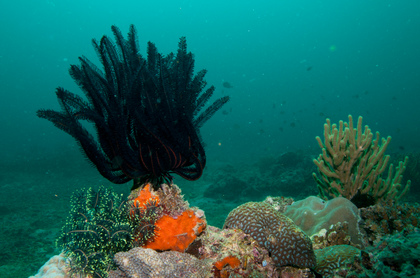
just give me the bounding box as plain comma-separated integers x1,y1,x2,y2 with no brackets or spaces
311,222,354,250
360,200,420,245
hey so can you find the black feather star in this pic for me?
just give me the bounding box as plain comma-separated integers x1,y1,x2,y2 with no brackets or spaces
37,25,229,188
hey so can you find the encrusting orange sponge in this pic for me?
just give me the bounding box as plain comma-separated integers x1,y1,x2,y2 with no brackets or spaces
143,208,206,252
129,183,206,252
131,183,160,210
214,256,241,270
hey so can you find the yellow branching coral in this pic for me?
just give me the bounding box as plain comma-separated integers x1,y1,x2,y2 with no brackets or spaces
313,115,410,206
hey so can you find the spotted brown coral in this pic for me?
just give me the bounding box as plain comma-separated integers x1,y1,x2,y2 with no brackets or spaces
223,202,316,269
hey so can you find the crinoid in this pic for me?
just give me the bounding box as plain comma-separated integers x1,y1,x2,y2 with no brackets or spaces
129,197,162,246
37,25,229,188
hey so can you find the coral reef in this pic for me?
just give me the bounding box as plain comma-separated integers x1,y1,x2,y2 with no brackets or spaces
284,196,365,247
57,186,134,277
313,115,410,207
110,225,282,278
360,200,420,245
37,25,229,187
42,182,205,278
223,201,316,269
197,226,279,277
109,247,212,278
325,231,420,277
314,245,361,277
363,231,420,277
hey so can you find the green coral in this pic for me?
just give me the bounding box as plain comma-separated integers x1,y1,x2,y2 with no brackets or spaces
57,185,160,277
57,186,133,277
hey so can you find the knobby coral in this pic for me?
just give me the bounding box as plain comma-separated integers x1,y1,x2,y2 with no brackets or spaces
37,25,229,188
313,115,410,207
223,202,316,269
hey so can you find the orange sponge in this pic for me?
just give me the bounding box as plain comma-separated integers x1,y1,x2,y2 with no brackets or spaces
214,256,241,270
143,208,206,252
131,183,160,210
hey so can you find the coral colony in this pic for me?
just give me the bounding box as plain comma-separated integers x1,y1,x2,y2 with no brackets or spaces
33,25,419,278
312,115,410,207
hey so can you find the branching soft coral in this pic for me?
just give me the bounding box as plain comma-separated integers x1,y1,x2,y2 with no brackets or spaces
313,115,410,207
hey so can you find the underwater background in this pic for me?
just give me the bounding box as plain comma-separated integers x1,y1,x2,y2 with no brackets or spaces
0,0,419,277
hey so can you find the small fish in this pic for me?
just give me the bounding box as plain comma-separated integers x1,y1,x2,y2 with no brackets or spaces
306,66,312,71
222,81,233,89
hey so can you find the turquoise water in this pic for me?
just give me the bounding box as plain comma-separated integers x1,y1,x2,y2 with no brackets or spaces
1,0,419,277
